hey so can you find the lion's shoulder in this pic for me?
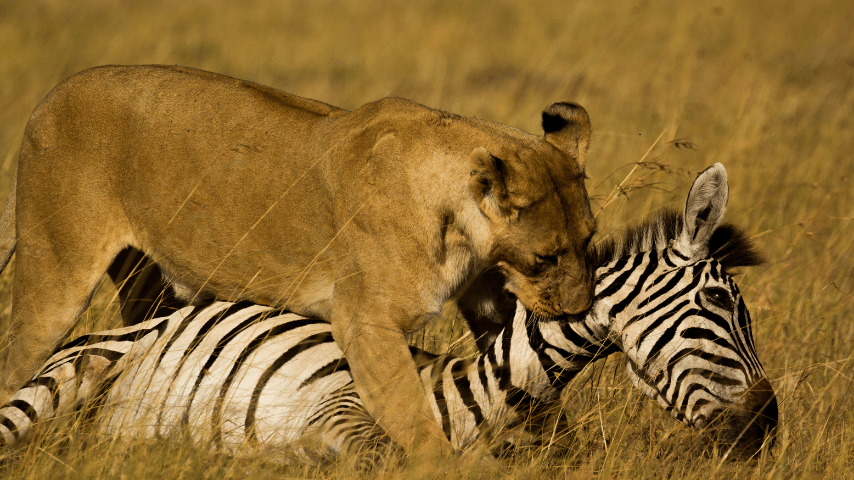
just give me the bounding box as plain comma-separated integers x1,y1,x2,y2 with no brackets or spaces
346,97,534,148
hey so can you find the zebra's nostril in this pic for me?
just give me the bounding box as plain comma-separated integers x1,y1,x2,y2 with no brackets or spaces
749,378,778,432
718,378,778,457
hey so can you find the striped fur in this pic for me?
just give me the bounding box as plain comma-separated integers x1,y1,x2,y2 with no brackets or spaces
0,163,776,461
0,301,596,461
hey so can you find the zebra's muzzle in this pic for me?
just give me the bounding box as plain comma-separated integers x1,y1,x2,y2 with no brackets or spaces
701,377,778,459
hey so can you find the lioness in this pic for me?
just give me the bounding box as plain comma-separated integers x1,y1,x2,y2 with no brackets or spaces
0,65,595,457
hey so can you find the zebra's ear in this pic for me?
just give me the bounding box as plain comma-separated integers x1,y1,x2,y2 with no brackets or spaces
675,163,728,259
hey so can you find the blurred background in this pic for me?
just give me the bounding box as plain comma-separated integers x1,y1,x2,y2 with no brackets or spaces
0,0,852,477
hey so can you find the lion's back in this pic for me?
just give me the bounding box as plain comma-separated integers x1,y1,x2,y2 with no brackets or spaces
38,65,346,120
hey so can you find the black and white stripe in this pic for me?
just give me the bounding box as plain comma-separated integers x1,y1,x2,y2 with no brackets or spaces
0,163,776,461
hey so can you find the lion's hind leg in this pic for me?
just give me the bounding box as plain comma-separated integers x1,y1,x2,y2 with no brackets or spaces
0,172,17,274
0,200,134,404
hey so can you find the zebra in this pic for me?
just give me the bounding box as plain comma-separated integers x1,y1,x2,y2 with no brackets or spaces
0,163,777,463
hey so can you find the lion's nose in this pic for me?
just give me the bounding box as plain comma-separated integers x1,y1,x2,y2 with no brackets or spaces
560,278,595,314
561,298,591,315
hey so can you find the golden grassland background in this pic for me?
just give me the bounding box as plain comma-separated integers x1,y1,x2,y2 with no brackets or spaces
0,0,852,477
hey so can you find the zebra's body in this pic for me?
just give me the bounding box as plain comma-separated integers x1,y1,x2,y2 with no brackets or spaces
0,163,777,461
0,299,593,460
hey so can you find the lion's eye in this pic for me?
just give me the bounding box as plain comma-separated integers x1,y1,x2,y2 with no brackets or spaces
702,287,733,311
535,254,558,266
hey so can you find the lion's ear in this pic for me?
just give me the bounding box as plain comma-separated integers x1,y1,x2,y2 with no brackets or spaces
469,146,511,220
542,102,591,169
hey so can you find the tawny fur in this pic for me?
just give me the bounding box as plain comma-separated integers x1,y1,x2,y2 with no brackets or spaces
0,65,596,456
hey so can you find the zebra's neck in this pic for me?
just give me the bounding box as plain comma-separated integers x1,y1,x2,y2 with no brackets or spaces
491,303,612,397
425,300,617,448
462,252,638,406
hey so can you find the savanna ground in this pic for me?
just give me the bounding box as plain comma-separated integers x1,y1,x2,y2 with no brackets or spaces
0,0,852,478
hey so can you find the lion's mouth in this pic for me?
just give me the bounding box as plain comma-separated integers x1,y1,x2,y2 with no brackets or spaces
530,302,562,317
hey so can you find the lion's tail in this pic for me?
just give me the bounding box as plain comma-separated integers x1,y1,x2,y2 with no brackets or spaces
0,171,17,273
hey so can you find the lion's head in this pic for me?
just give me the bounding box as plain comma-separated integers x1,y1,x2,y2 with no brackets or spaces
469,102,596,316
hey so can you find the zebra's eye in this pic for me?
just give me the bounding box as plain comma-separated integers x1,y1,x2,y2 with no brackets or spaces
702,287,733,311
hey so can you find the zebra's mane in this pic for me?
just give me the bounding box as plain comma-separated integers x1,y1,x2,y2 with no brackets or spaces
592,208,765,271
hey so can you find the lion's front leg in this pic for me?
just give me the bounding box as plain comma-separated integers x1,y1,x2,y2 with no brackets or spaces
330,283,452,459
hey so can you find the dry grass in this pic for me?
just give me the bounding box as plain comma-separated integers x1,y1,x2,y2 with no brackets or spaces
1,0,853,477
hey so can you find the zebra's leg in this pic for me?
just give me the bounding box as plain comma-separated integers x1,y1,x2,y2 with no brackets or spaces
337,406,402,469
309,385,403,470
493,400,574,462
0,310,170,449
456,268,517,353
107,247,184,326
525,401,575,460
0,350,117,447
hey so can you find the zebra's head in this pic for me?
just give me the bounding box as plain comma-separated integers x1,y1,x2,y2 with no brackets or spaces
585,163,777,458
